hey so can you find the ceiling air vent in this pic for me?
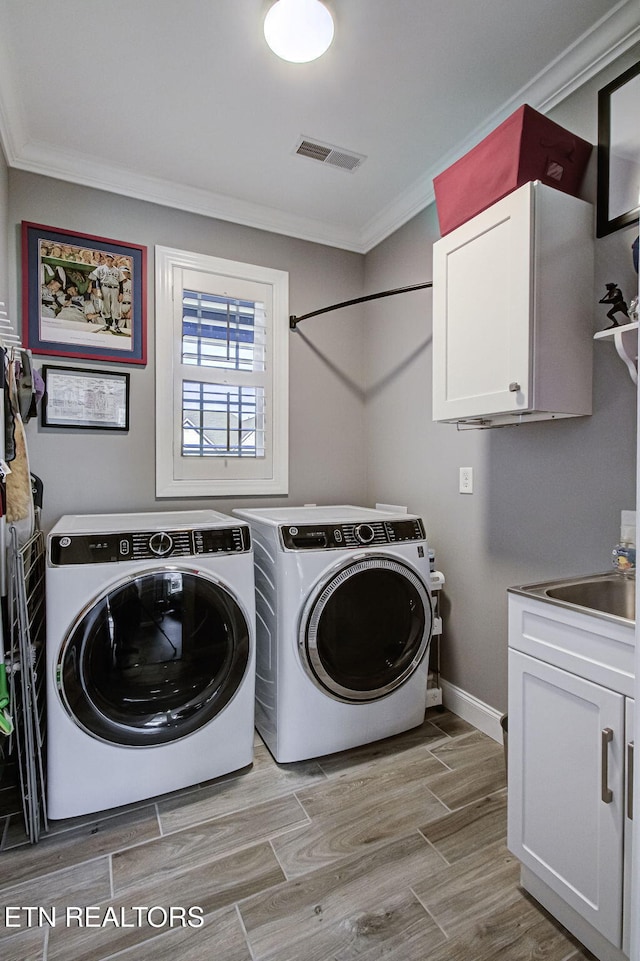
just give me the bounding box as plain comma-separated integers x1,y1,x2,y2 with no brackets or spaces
295,137,365,172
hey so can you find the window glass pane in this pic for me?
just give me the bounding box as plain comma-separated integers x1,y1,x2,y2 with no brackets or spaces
182,381,265,458
182,290,266,371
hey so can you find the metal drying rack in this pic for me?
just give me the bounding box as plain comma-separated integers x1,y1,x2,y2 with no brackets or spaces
6,526,48,842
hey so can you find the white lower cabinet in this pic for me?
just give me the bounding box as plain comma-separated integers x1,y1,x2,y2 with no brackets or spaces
508,605,635,961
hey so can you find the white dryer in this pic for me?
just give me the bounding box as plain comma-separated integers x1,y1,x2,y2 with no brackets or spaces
233,505,434,762
45,510,255,819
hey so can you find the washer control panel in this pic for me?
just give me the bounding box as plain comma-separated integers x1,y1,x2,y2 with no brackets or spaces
49,526,251,566
281,518,425,550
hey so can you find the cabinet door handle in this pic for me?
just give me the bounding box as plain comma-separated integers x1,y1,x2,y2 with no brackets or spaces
628,741,634,820
508,382,521,392
601,728,613,803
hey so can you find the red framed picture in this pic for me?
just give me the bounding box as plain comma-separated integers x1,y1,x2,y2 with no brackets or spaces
22,222,147,365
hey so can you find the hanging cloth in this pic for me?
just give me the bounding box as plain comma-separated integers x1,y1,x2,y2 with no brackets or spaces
3,350,15,463
5,355,35,547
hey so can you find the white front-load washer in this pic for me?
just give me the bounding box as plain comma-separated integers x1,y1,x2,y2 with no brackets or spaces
45,509,255,819
233,505,434,762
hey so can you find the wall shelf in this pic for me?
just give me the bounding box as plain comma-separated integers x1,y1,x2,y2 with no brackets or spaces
593,321,638,385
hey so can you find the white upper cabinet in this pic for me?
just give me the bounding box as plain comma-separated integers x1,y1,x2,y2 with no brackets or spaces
432,181,594,427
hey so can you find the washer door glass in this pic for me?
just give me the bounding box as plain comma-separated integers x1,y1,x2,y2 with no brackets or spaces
58,570,250,746
301,556,432,702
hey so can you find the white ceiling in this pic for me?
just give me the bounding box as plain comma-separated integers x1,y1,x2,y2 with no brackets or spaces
0,1,638,253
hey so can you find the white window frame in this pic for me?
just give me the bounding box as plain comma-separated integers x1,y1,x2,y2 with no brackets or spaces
155,246,289,497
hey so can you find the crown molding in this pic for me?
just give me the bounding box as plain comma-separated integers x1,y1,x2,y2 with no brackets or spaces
0,25,26,166
11,140,365,253
359,0,640,252
1,0,638,256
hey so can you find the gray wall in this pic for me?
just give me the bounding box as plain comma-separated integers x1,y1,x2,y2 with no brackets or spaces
362,47,640,712
0,141,8,304
5,45,640,717
7,175,368,523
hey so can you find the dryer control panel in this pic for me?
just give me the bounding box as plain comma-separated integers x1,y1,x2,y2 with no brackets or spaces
49,526,251,565
281,518,425,551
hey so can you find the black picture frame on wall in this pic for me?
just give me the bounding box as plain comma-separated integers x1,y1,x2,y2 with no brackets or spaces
41,365,130,431
596,60,640,238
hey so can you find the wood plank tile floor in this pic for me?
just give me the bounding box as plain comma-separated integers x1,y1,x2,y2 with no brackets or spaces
0,709,596,961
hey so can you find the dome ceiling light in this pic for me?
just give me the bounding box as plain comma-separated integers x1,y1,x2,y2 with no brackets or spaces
263,0,335,63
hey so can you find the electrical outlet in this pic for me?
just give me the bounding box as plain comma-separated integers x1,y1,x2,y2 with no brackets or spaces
459,467,473,494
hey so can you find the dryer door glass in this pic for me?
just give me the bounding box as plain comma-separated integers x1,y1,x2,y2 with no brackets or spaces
58,570,250,746
301,557,432,702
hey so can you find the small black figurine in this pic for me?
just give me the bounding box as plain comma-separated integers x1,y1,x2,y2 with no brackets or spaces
599,283,630,329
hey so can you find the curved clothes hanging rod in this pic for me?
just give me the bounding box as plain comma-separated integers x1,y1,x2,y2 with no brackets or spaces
289,281,433,329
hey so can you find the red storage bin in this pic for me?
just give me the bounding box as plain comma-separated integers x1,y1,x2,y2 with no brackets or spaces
433,104,592,235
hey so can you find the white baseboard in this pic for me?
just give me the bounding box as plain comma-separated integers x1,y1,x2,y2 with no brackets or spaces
441,679,504,743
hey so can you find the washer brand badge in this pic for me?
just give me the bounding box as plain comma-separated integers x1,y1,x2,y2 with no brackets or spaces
417,546,424,557
59,536,72,548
